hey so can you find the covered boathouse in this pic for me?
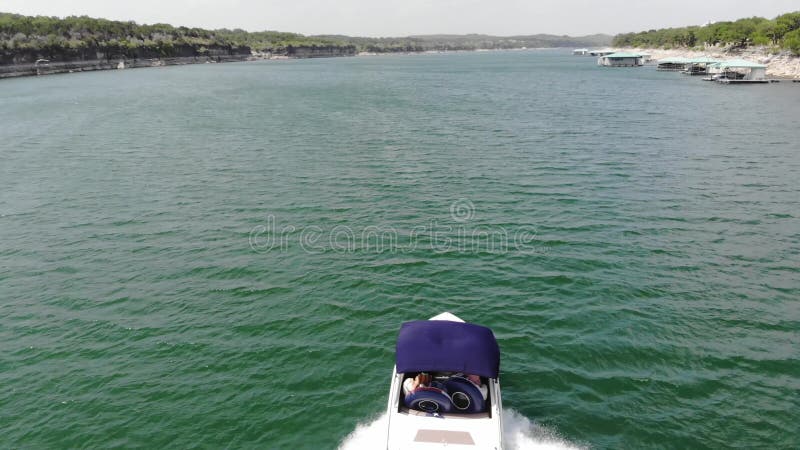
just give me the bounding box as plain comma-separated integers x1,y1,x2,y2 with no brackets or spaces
713,60,768,84
657,57,689,71
597,52,643,67
589,49,616,57
683,57,721,75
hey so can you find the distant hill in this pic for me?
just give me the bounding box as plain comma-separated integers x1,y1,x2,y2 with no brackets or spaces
315,33,613,53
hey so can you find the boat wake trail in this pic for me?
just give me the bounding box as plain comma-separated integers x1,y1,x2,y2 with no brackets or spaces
501,409,587,450
338,409,586,450
338,412,389,449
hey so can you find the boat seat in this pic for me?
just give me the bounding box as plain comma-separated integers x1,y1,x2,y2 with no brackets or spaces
443,376,486,413
404,386,454,413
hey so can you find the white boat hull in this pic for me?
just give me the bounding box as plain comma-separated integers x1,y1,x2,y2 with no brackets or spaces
385,367,504,449
385,312,504,449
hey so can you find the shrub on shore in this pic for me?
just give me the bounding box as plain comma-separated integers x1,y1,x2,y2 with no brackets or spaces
784,29,800,55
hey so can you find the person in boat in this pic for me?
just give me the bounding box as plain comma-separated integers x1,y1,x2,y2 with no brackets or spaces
402,372,433,397
404,372,487,399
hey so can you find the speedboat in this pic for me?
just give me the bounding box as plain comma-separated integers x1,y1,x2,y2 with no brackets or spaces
385,312,503,449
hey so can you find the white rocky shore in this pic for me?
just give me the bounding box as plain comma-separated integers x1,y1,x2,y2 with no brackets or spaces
617,46,800,79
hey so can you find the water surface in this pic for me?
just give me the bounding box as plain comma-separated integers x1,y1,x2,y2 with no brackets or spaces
1,51,799,449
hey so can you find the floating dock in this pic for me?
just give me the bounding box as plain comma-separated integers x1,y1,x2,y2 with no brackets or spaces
716,79,769,84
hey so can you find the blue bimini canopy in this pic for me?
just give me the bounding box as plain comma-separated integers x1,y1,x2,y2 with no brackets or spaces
396,320,500,379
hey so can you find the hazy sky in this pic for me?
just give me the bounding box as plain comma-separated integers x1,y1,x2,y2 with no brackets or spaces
2,0,798,37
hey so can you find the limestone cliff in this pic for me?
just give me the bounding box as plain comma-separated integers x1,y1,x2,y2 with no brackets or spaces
285,45,357,58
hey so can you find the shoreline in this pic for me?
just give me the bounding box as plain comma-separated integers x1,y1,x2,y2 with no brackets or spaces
0,47,565,80
0,52,356,80
0,55,253,79
11,46,798,81
616,46,800,79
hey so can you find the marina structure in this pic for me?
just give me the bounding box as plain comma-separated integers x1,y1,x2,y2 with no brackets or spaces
589,49,616,57
590,51,777,85
657,57,690,71
597,52,643,67
710,60,768,84
573,48,590,56
682,57,721,75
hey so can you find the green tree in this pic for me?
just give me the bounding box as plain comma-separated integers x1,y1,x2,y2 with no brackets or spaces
756,21,780,45
784,29,800,55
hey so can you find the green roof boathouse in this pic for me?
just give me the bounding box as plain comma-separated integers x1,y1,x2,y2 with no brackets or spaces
597,52,643,67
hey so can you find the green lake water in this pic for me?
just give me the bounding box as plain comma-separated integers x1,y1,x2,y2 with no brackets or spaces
1,50,798,449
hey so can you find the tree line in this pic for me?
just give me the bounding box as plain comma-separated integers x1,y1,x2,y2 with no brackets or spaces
0,12,353,61
613,11,800,54
0,11,613,64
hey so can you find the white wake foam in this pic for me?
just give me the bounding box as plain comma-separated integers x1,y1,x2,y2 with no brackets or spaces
501,409,587,450
338,409,586,450
338,412,389,449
